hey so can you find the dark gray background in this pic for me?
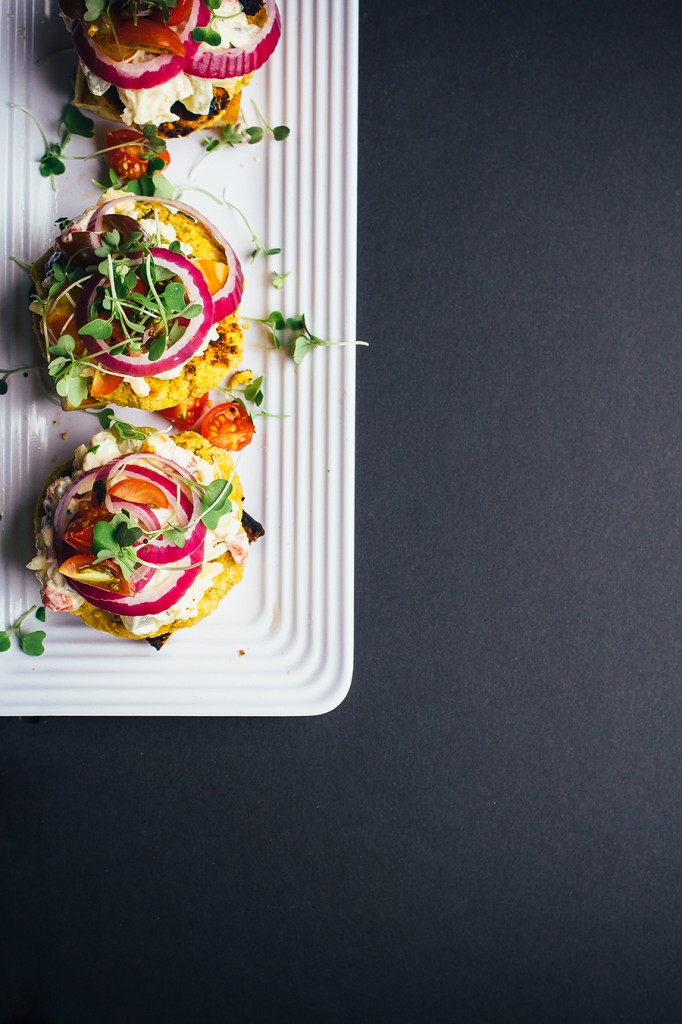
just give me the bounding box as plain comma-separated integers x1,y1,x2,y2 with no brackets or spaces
3,0,682,1020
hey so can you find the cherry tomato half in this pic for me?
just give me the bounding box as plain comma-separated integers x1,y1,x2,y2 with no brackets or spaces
152,0,194,26
201,402,255,451
114,19,186,56
105,129,170,182
62,507,112,555
108,476,170,509
59,553,134,596
159,392,211,430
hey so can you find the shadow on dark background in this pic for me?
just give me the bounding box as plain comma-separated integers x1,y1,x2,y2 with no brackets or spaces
4,0,682,1021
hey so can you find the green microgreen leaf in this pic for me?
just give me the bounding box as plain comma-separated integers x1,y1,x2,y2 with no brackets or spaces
191,25,222,45
1,606,48,656
147,335,167,361
161,281,187,312
62,104,94,138
271,270,290,289
20,631,46,657
92,512,141,580
92,409,149,441
200,480,233,529
80,318,113,339
247,310,369,363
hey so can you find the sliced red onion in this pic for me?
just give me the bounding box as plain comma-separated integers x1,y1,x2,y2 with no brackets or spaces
87,197,244,319
52,468,102,542
71,0,209,89
98,455,207,566
105,496,160,532
76,246,213,377
69,552,204,616
186,0,281,79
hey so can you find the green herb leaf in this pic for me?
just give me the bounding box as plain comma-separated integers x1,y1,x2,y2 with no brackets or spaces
161,281,187,313
20,630,46,657
200,480,233,529
80,318,113,339
273,125,290,141
191,25,222,45
84,0,106,21
0,633,11,653
35,607,47,623
271,270,290,289
293,334,316,364
147,335,166,361
62,104,94,138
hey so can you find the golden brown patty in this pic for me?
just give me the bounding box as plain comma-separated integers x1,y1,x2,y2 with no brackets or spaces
30,205,244,411
35,432,248,642
73,67,248,137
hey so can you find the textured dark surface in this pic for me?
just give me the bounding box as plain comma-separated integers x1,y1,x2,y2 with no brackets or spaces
3,1,682,1021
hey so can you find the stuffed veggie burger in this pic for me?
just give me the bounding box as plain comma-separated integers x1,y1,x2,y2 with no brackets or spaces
61,0,281,136
27,426,263,647
30,191,245,412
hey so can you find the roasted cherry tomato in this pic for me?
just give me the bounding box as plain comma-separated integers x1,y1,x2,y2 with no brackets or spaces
108,477,170,509
159,392,211,430
62,507,112,555
114,19,186,56
201,402,255,451
105,129,170,182
58,554,134,596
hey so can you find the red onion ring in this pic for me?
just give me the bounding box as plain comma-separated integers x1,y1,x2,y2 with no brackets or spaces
87,197,244,320
76,246,214,377
70,552,204,615
186,0,281,79
71,0,209,89
51,451,221,615
96,455,207,566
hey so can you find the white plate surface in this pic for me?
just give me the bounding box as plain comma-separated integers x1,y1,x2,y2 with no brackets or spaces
0,0,357,715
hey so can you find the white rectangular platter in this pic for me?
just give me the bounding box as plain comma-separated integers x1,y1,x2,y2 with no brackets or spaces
0,0,357,715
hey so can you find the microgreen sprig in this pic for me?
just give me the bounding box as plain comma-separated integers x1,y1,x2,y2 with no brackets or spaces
248,311,369,364
192,102,289,176
47,335,101,408
91,511,143,580
10,102,94,190
0,606,47,657
218,373,275,422
91,408,152,441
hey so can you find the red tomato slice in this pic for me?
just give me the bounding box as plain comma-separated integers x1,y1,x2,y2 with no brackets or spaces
114,20,186,57
59,554,134,596
154,0,194,26
62,507,113,554
201,402,255,451
90,368,120,398
108,477,170,509
159,392,211,430
105,129,170,182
